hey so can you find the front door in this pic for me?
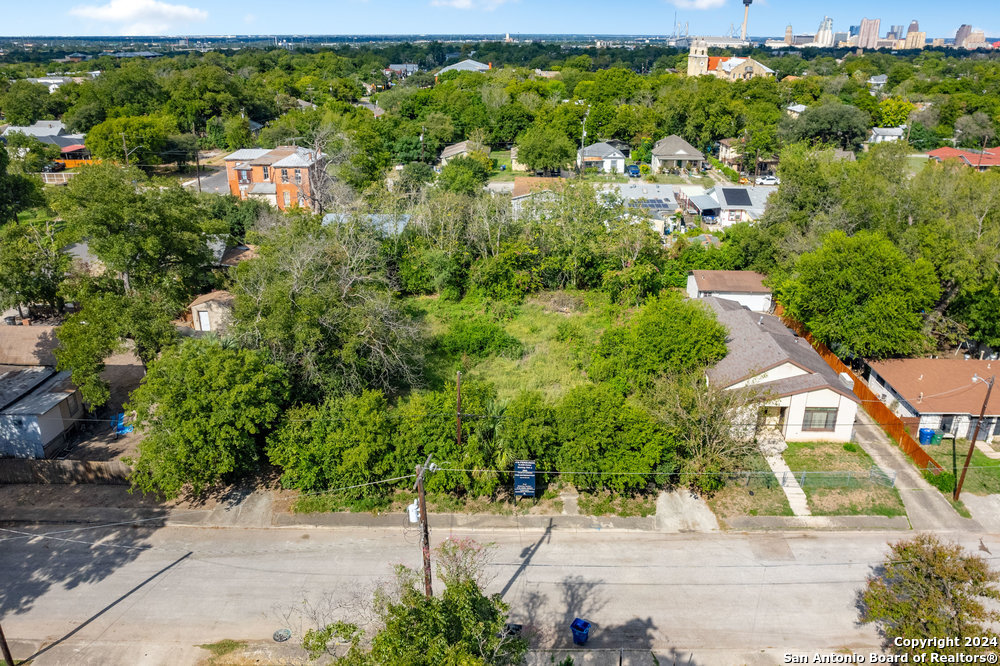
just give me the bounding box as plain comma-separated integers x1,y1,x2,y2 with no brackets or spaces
198,310,211,332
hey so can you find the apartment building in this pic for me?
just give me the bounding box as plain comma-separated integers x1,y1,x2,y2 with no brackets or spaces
224,146,322,211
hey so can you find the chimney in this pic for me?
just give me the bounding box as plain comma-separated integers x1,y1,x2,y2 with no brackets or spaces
918,392,923,403
839,372,855,391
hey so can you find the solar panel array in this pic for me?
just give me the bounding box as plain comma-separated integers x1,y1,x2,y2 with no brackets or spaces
628,198,674,210
721,188,752,206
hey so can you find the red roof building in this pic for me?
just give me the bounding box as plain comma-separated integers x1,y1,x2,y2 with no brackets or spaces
927,146,1000,170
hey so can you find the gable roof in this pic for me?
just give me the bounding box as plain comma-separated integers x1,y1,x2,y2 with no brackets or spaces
189,290,233,309
869,358,1000,416
652,135,704,161
691,270,769,294
928,146,1000,168
787,104,808,113
0,326,58,366
579,142,626,160
224,148,270,162
438,59,490,75
1,120,66,138
440,140,473,160
703,297,858,402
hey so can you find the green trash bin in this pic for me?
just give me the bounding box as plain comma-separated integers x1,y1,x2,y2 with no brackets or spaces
931,432,944,445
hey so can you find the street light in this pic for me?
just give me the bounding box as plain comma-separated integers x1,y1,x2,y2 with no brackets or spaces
955,373,995,500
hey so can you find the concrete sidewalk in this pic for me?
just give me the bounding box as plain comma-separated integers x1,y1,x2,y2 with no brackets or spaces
853,410,980,531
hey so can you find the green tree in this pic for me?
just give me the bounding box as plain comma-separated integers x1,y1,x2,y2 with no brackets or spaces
779,231,940,357
223,115,253,151
84,115,174,166
306,539,527,665
127,339,289,498
3,131,61,173
859,534,1000,659
439,152,492,195
515,124,574,173
266,390,396,494
876,97,915,128
0,81,50,126
0,219,67,315
51,164,217,297
781,103,871,151
0,147,43,223
554,383,675,492
590,292,728,394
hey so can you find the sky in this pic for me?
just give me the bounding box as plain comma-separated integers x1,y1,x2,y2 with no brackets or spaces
2,0,997,39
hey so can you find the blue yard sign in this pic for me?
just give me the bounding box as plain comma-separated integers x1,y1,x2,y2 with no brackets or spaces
514,460,536,498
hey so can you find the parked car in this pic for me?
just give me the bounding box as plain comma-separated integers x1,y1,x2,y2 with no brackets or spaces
755,175,779,185
42,162,66,173
625,164,640,178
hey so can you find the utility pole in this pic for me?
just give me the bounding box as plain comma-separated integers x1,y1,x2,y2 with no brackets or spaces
0,622,14,666
413,454,434,599
195,149,203,193
456,371,463,451
955,374,995,500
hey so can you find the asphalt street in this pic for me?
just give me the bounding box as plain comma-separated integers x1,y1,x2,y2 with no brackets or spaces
4,523,997,664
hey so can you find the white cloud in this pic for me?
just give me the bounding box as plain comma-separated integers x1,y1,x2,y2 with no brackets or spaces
666,0,728,9
429,0,515,10
70,0,207,35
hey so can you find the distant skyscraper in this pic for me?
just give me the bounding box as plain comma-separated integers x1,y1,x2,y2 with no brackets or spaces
890,24,905,39
785,24,793,45
907,20,920,35
848,25,860,37
955,24,973,47
904,30,926,49
814,16,834,47
858,17,881,49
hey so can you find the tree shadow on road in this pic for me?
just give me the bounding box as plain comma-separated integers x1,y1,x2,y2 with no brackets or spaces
0,507,168,616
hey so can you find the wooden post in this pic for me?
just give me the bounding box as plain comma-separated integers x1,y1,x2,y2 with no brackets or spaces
956,376,995,500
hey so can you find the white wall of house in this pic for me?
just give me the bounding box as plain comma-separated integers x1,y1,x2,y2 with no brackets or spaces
602,157,624,173
782,388,857,442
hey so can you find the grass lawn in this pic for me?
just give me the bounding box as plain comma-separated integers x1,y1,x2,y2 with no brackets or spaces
782,441,906,517
920,439,1000,496
705,452,794,520
578,490,657,517
906,154,930,175
407,291,614,401
489,149,515,182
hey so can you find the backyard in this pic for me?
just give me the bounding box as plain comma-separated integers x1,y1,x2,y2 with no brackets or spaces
920,439,1000,496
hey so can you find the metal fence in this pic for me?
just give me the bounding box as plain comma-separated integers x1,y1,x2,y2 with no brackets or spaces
731,466,896,490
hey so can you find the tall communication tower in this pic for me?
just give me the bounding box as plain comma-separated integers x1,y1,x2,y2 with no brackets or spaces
740,0,753,42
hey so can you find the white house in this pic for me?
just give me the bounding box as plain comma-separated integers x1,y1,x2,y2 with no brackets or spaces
687,270,772,312
0,326,83,458
866,358,1000,442
650,135,704,172
704,297,859,443
577,142,626,173
869,127,905,144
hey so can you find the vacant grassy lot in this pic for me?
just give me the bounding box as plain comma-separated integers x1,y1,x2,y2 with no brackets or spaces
921,439,1000,496
489,149,514,182
782,441,906,517
408,291,615,400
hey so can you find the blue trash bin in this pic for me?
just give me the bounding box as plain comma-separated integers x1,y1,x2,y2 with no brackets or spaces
919,428,935,445
570,618,591,646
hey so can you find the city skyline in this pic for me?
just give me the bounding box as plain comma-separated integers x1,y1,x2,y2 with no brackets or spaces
0,0,996,39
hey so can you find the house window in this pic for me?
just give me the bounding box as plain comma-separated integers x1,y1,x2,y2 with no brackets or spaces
803,407,838,432
237,169,250,184
262,166,269,180
281,169,289,183
941,415,955,434
294,169,302,185
283,191,291,207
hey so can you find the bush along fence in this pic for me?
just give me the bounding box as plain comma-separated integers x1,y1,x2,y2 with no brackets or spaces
778,314,944,474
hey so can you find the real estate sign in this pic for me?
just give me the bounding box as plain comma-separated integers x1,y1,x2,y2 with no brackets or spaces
514,460,536,497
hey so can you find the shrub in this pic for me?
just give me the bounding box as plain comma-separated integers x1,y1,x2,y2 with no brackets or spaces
923,469,955,494
469,243,541,302
843,442,859,453
438,320,523,360
708,156,740,183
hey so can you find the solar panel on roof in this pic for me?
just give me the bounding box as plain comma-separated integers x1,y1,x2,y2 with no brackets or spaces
722,188,752,206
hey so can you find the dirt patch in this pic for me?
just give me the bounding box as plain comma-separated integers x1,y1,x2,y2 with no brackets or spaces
806,486,905,517
707,482,793,519
62,351,145,462
0,483,227,512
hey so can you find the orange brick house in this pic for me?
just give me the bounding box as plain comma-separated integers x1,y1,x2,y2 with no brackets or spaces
223,146,323,211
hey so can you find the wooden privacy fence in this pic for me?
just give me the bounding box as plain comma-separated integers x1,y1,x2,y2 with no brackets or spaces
0,459,132,484
780,316,945,474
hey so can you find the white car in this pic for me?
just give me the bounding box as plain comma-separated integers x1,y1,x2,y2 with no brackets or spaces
755,175,780,186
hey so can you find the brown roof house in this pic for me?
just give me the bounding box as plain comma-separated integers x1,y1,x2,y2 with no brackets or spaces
0,326,84,458
866,359,1000,442
687,270,772,313
704,298,859,443
189,291,234,335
